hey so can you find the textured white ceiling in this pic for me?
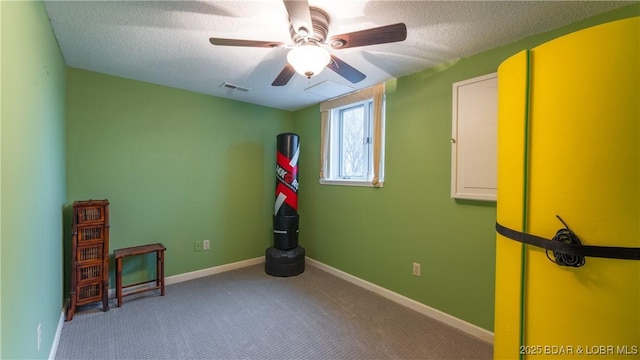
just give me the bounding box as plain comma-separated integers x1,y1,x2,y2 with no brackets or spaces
44,1,633,111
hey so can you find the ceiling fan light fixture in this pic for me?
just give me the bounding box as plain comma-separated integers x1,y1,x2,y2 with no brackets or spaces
287,44,331,78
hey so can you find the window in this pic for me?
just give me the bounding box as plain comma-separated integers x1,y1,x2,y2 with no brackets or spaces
320,84,385,187
332,100,372,181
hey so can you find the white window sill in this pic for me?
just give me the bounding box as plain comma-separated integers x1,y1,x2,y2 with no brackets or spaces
319,179,384,188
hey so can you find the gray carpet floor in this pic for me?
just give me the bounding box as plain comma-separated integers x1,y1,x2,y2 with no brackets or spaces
55,264,492,360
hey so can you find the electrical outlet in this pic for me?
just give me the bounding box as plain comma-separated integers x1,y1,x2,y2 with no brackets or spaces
37,323,42,351
203,240,210,250
412,262,421,276
194,240,202,252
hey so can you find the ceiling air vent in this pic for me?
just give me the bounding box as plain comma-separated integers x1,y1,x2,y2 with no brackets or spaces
220,82,251,92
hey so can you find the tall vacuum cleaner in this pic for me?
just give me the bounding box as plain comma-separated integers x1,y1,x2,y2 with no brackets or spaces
265,133,305,276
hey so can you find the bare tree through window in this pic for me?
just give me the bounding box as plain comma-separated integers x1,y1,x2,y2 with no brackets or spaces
339,105,367,178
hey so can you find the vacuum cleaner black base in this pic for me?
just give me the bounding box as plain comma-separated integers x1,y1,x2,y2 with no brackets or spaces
265,246,305,277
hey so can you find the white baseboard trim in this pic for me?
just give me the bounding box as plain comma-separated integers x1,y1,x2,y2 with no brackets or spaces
49,309,65,360
165,256,264,285
306,257,494,344
107,256,265,298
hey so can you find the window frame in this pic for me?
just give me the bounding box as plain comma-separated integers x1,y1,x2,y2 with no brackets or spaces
319,84,385,188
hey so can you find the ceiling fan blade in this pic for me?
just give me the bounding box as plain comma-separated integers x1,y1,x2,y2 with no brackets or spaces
209,38,285,48
327,55,366,84
283,0,313,36
329,23,407,49
272,64,296,86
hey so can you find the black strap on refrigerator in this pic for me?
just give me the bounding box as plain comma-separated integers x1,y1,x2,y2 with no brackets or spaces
496,222,640,261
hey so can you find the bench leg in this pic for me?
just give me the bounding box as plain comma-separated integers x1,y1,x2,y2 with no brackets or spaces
103,280,110,312
159,250,165,296
116,257,123,307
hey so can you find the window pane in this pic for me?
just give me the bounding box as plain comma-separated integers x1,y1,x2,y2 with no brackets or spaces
339,105,366,178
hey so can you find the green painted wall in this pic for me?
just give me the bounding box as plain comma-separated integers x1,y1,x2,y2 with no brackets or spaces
66,69,293,287
292,3,640,332
0,1,67,359
1,1,638,357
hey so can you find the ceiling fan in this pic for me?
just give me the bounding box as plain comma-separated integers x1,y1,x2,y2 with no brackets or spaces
209,0,407,86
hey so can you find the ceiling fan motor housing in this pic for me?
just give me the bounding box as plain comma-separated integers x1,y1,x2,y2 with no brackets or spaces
290,7,329,45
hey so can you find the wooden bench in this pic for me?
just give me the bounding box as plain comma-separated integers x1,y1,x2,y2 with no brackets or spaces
114,243,166,307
